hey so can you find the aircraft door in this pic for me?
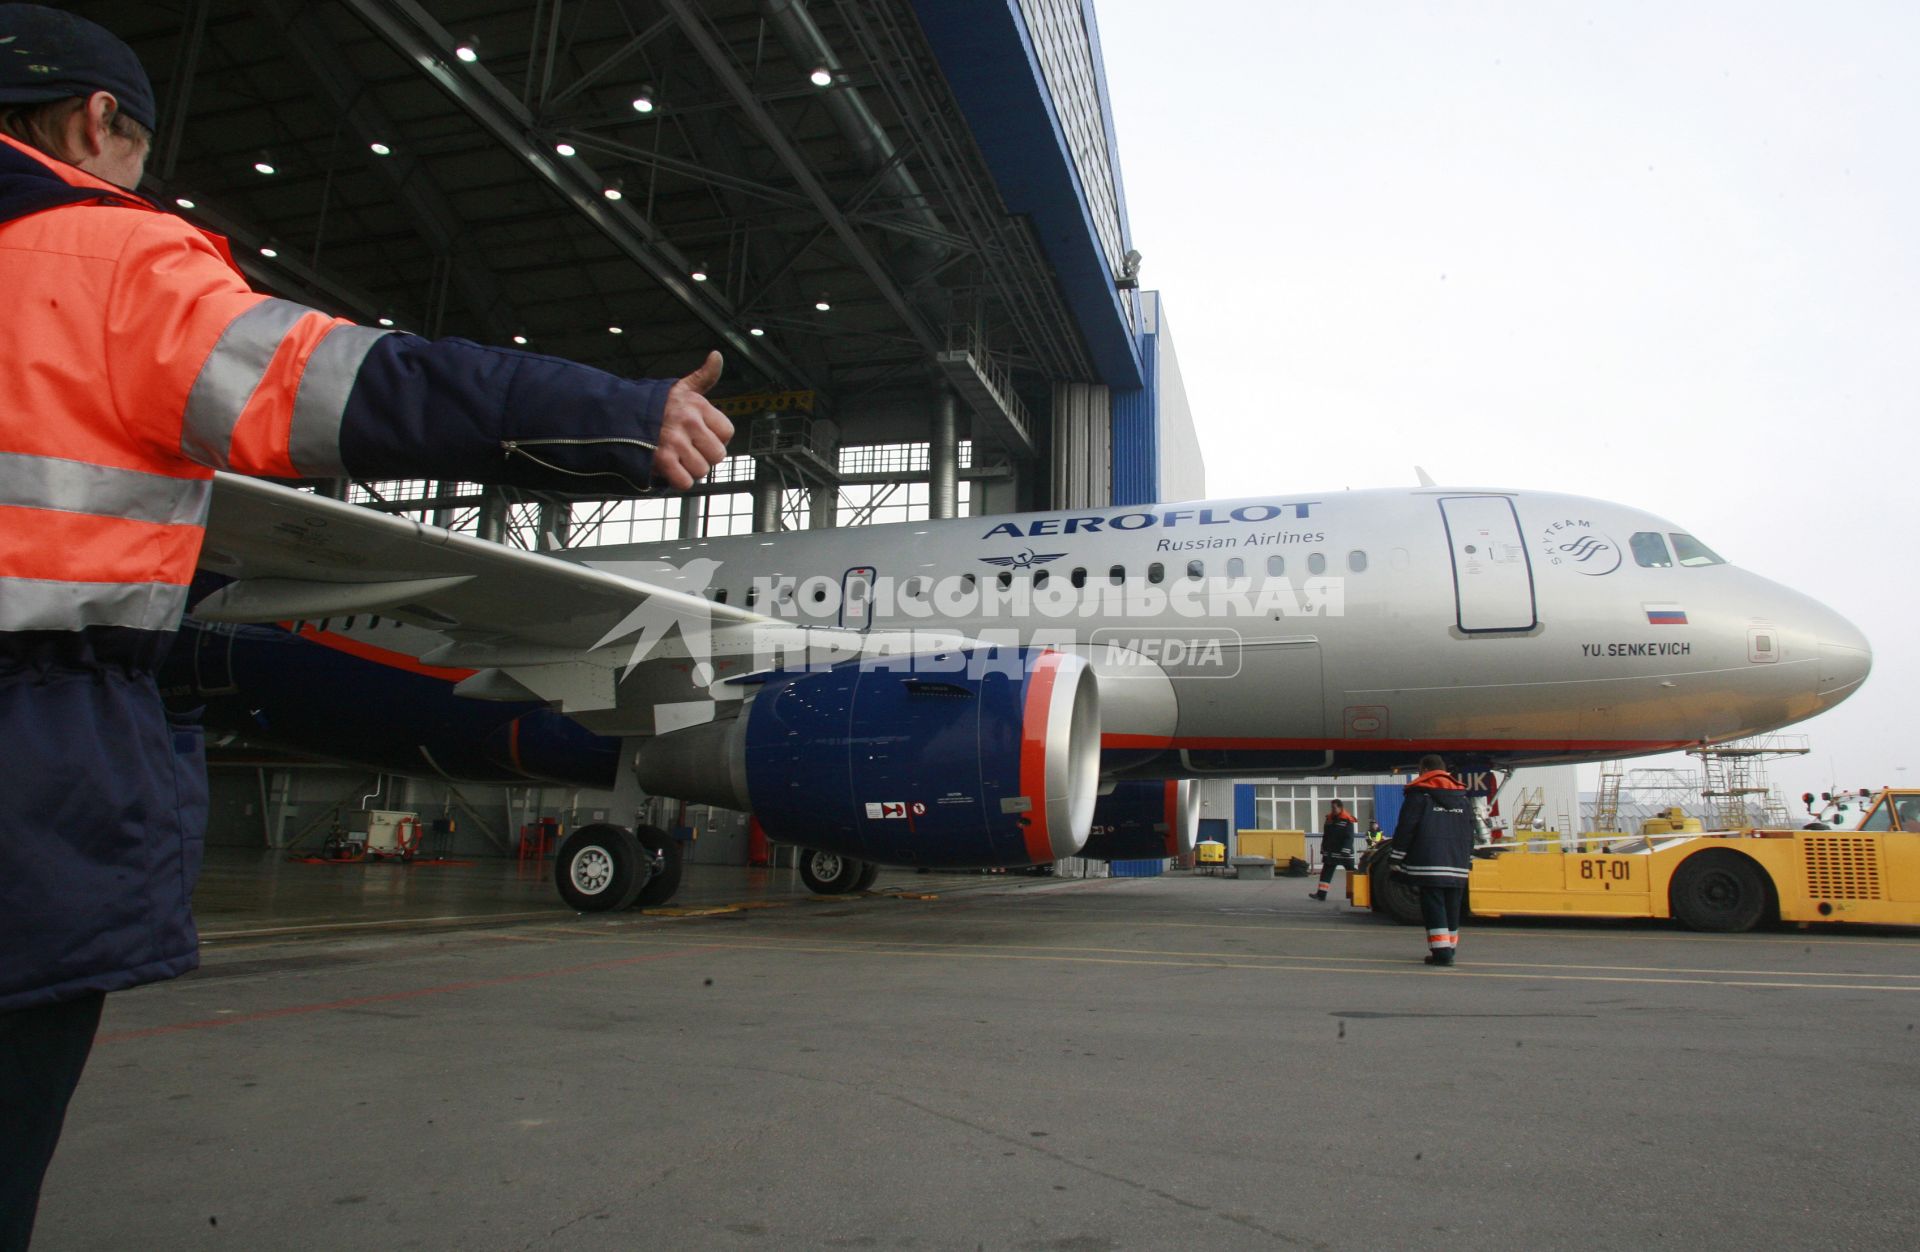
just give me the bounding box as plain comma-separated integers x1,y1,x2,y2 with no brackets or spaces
1438,496,1537,633
841,566,876,630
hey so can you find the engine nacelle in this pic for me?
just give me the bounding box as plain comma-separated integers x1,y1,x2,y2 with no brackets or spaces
1077,780,1200,862
635,647,1100,868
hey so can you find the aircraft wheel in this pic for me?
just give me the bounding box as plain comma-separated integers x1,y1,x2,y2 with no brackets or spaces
852,861,881,893
1670,851,1767,932
1369,859,1424,926
556,823,649,912
630,825,685,908
798,849,866,894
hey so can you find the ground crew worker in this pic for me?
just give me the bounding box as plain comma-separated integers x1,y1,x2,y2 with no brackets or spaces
1387,754,1474,966
0,8,734,1245
1308,801,1358,901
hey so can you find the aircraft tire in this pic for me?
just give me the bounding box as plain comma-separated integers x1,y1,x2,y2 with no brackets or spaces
555,823,649,912
1670,850,1767,932
852,861,881,893
630,825,685,908
798,849,866,894
1369,859,1424,926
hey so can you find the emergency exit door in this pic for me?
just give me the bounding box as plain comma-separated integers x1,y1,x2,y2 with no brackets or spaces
1438,496,1537,633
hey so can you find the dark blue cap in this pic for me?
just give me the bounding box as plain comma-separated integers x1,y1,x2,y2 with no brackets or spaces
0,4,156,132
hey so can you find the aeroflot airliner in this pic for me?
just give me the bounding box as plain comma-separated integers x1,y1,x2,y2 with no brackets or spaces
174,475,1870,910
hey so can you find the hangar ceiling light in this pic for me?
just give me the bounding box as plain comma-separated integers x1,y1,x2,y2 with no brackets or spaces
631,85,656,114
554,142,577,157
809,66,833,88
369,142,392,156
454,35,479,64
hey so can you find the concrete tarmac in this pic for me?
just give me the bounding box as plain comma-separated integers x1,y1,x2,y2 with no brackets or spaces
33,868,1920,1251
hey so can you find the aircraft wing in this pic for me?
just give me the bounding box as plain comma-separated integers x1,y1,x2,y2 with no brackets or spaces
193,473,787,729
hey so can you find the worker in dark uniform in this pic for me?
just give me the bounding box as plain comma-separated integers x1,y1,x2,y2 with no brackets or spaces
1388,754,1474,966
0,8,734,1245
1308,801,1358,901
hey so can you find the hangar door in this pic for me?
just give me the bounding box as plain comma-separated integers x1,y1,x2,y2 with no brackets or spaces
1437,496,1537,633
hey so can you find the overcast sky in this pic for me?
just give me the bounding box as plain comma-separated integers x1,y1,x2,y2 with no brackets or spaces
1093,0,1918,808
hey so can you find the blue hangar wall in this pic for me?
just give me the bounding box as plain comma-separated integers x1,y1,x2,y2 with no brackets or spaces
911,0,1202,506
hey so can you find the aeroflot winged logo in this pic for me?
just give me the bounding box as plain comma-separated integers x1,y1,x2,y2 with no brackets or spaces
979,548,1066,570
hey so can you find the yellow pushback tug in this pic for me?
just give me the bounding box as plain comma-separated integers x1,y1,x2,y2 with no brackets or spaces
1352,789,1920,932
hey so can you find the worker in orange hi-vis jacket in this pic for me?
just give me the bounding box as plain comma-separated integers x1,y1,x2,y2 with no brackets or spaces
0,8,734,1243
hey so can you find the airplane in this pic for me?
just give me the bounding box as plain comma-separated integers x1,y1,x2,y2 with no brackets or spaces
167,474,1872,912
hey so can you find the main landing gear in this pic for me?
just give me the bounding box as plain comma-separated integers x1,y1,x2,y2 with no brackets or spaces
797,848,880,895
554,823,685,912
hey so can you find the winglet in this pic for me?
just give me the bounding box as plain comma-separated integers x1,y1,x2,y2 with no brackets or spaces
1414,466,1436,487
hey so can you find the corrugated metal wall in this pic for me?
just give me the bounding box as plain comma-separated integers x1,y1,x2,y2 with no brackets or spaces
1050,381,1112,509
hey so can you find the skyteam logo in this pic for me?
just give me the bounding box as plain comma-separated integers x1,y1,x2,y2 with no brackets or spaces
1537,520,1622,576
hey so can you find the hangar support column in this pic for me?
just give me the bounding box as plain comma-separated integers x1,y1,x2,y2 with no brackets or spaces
753,476,783,533
929,390,960,520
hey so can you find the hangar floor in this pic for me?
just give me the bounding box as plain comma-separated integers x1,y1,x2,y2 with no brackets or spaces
34,868,1920,1250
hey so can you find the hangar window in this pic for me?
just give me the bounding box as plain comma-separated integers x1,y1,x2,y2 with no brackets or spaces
1033,570,1050,588
1226,557,1245,579
1186,560,1204,579
1348,550,1368,573
1147,562,1165,584
1631,532,1673,568
1267,555,1285,577
1070,567,1087,588
1307,552,1327,576
1108,564,1125,585
1669,533,1725,567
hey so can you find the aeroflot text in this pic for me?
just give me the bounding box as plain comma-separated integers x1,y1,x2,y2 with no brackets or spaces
980,501,1319,539
751,573,1346,620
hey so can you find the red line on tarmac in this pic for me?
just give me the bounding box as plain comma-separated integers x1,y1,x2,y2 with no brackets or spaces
96,944,726,1044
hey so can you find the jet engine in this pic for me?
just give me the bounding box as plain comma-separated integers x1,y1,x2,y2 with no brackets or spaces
1077,780,1201,862
636,647,1100,868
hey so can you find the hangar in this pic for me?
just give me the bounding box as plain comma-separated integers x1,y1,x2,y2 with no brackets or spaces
61,0,1206,889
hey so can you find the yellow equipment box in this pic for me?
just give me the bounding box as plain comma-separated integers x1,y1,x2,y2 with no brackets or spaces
1235,830,1305,866
1195,840,1227,866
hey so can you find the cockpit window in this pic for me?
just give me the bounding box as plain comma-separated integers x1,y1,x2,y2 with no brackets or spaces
1669,533,1725,567
1630,532,1673,568
1860,800,1893,831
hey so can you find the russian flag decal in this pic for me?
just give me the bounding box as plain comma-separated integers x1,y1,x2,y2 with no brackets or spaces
1644,603,1688,626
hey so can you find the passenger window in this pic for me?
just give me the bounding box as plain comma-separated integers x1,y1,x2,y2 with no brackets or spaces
812,585,827,603
997,571,1013,589
1226,557,1244,579
714,588,729,605
1267,555,1284,577
1669,533,1725,567
343,616,357,631
1108,564,1125,585
1147,562,1165,584
1070,567,1087,589
1348,550,1367,573
960,573,976,590
1630,532,1673,568
745,586,759,608
1307,552,1326,576
1033,570,1049,589
1186,560,1204,580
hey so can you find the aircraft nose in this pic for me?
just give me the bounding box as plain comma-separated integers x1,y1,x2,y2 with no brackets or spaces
1813,610,1872,709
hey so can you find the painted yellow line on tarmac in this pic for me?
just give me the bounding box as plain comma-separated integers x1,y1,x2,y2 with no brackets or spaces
199,910,558,940
532,931,1920,993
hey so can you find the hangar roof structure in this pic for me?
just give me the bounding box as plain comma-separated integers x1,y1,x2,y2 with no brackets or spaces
70,0,1164,527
